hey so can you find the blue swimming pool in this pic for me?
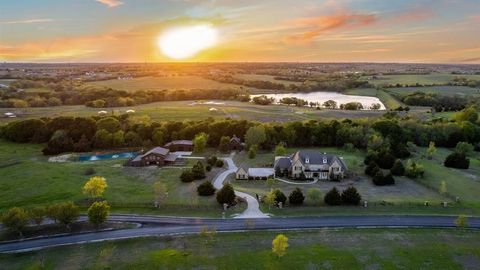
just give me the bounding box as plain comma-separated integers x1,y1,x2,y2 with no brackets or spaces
79,152,138,161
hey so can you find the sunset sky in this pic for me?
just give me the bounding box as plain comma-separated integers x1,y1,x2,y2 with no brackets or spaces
1,0,479,63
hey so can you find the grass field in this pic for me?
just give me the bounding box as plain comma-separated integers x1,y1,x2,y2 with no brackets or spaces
0,140,243,217
234,73,303,85
2,229,480,269
345,88,404,110
386,86,480,97
87,76,250,91
0,100,385,124
365,73,480,86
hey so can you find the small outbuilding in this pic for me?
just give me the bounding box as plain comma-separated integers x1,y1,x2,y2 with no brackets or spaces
236,165,274,180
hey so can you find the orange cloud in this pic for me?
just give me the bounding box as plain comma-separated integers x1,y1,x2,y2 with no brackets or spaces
284,12,377,44
96,0,123,8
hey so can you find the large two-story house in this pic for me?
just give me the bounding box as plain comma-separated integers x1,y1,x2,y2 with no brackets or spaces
274,150,348,180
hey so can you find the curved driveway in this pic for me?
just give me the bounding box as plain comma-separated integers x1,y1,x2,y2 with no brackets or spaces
1,215,480,253
213,157,269,218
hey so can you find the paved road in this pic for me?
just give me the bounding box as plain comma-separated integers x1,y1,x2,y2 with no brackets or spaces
1,215,479,253
213,157,269,218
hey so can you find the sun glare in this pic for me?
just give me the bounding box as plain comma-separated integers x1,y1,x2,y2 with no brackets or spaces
157,24,218,60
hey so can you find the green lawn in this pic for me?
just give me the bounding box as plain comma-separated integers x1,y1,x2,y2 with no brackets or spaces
0,140,237,217
2,229,480,269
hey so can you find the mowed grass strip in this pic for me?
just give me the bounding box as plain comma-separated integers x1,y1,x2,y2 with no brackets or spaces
2,229,479,269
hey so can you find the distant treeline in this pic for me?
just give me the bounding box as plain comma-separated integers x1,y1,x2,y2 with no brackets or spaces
0,79,250,108
397,92,478,112
1,106,479,157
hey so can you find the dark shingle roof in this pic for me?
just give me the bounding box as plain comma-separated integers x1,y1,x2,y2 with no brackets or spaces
274,157,292,170
164,140,193,147
290,150,348,171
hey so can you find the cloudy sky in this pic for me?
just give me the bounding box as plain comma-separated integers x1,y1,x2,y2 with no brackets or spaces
0,0,479,63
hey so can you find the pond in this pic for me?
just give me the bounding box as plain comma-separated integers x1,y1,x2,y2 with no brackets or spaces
252,92,385,110
79,152,138,162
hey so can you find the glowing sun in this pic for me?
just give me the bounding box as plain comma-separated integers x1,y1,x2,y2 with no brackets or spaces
157,24,218,60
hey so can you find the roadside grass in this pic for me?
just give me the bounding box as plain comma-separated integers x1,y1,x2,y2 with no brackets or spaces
365,73,480,86
2,229,479,269
0,140,227,215
87,76,251,92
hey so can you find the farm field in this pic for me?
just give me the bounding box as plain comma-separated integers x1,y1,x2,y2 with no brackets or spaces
0,140,241,217
234,73,303,85
345,88,404,109
386,86,480,97
2,229,480,269
87,76,251,91
365,73,480,86
0,100,385,124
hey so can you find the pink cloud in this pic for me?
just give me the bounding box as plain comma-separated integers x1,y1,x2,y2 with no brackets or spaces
96,0,124,8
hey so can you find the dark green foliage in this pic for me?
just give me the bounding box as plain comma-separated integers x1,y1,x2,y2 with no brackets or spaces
73,134,92,152
191,161,206,179
207,156,218,166
377,151,396,169
444,152,470,169
2,119,46,143
365,161,380,177
364,150,378,165
273,189,287,205
219,136,230,152
288,188,305,205
84,167,97,176
47,202,79,228
42,130,74,155
341,186,362,205
0,207,29,236
206,165,212,172
180,170,195,183
87,201,110,226
324,187,342,206
197,181,216,196
216,184,236,205
373,170,395,186
390,159,405,176
215,159,224,168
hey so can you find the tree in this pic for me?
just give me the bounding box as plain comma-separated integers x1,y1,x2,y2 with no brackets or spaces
1,207,29,237
288,188,305,205
323,100,337,109
274,144,286,156
51,202,79,228
248,145,258,159
93,129,113,149
454,106,478,123
455,142,474,156
193,132,209,153
153,182,168,206
215,159,224,167
272,234,289,258
245,125,266,147
341,186,361,205
73,134,92,152
390,159,405,176
372,170,385,186
83,176,108,198
377,150,396,169
455,214,468,228
197,181,216,196
152,128,164,146
191,161,206,179
29,206,45,226
444,152,470,169
216,184,236,205
180,170,195,182
426,141,436,160
264,190,277,209
96,117,121,133
273,189,287,205
324,187,342,206
307,188,322,205
111,130,125,147
365,161,380,177
87,201,110,226
405,159,425,178
219,136,230,153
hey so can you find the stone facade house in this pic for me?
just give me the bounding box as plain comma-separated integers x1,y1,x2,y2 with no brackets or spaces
274,150,348,180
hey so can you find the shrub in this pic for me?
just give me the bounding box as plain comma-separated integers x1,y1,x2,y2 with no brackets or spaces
248,145,257,159
372,170,385,185
390,159,405,176
377,151,396,169
49,202,80,228
207,156,218,166
87,201,110,226
205,164,212,172
341,186,361,205
180,170,195,182
405,159,425,178
215,159,224,168
216,184,236,205
191,161,206,179
307,188,322,205
383,173,395,185
197,181,216,196
365,161,380,177
29,206,45,226
288,188,305,205
273,189,287,205
84,167,97,176
444,152,470,169
1,207,29,236
324,187,342,206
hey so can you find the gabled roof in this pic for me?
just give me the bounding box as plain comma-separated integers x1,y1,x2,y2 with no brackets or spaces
230,135,242,143
291,150,348,171
164,140,193,147
274,156,292,170
131,147,170,162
